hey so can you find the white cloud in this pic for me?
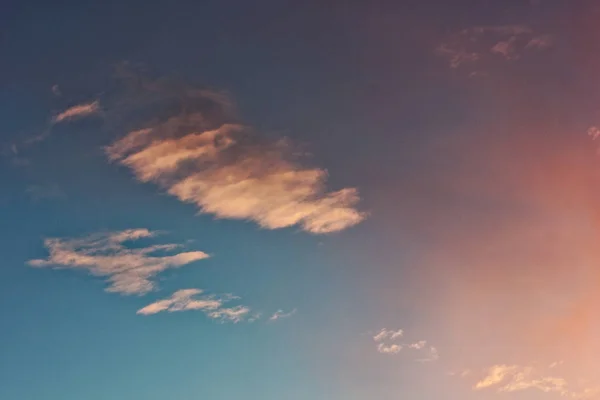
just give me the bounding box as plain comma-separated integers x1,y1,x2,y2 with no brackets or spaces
137,289,221,315
377,343,402,354
408,340,427,350
207,305,252,323
137,288,253,323
472,364,600,398
107,118,365,234
474,364,568,394
28,229,209,295
269,308,297,321
52,101,100,123
371,328,437,361
373,328,403,342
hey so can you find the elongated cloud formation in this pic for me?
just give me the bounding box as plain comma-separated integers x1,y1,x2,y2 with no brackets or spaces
472,364,599,399
137,288,252,322
373,328,404,342
107,120,365,234
269,308,296,321
52,101,100,123
28,229,208,295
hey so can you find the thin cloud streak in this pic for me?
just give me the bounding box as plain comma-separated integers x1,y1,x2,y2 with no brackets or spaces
436,24,554,70
471,364,600,399
52,101,100,123
138,289,253,323
269,308,296,321
28,229,209,295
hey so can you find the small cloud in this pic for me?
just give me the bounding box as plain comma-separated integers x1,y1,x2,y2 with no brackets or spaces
377,343,402,354
373,328,403,342
436,24,554,71
371,328,437,361
26,183,65,201
408,340,427,350
207,305,252,323
137,289,253,322
474,365,520,390
269,308,297,321
587,126,600,140
28,229,209,295
526,34,555,50
52,101,100,124
51,84,61,96
491,37,519,60
137,289,221,315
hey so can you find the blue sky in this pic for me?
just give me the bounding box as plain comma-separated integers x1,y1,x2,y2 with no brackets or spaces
3,1,600,399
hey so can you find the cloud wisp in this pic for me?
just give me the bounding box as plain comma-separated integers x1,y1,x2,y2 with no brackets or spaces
28,229,209,295
137,288,253,323
471,364,599,399
269,308,297,321
436,24,554,71
52,101,100,124
371,328,438,362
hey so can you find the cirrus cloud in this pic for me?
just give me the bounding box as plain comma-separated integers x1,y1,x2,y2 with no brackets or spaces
52,101,100,123
28,229,209,295
137,288,253,323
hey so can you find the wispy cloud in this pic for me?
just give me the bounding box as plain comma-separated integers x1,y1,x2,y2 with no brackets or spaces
52,101,100,123
471,364,599,399
51,84,61,96
377,343,402,354
269,308,297,321
371,328,438,361
436,24,554,70
207,305,253,323
28,229,208,295
588,126,600,140
137,288,253,323
107,120,365,234
373,328,403,342
137,289,222,315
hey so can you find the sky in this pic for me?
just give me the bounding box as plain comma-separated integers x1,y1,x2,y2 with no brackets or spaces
2,0,600,399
